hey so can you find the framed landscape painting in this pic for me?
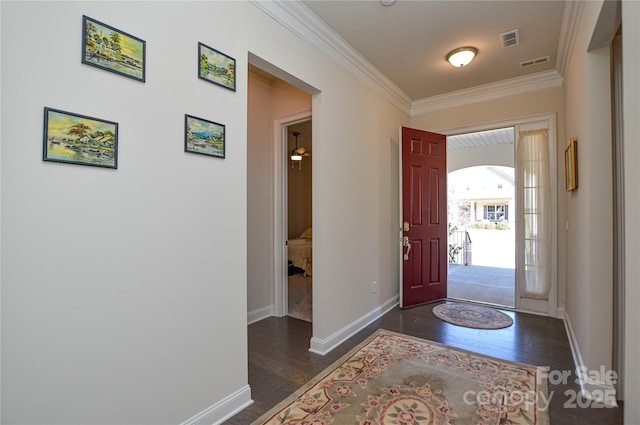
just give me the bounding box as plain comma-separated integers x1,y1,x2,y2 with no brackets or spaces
43,107,118,169
82,15,146,82
198,42,236,91
185,114,226,158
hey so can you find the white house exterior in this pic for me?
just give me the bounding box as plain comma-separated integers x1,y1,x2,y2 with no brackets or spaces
448,166,515,227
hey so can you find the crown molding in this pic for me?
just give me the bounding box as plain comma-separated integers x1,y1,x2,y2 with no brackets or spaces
410,70,563,116
252,0,575,118
556,0,585,77
250,0,413,114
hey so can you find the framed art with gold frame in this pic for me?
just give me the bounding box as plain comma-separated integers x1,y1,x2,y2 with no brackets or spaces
565,137,578,191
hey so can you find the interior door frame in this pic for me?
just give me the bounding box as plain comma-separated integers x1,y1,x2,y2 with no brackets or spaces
273,109,312,317
417,112,559,317
398,126,404,307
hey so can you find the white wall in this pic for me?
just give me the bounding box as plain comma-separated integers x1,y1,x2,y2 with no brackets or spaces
1,1,409,423
2,2,251,423
247,70,311,317
310,86,408,341
622,0,640,421
562,0,614,382
410,89,564,134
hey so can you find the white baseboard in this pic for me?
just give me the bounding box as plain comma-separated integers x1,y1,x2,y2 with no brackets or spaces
563,311,617,407
181,385,253,425
309,295,399,355
248,305,273,325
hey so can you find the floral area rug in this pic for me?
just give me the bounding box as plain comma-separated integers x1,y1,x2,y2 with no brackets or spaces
252,329,549,425
432,302,514,329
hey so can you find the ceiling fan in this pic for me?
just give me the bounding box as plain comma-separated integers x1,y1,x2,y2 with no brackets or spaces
290,131,311,168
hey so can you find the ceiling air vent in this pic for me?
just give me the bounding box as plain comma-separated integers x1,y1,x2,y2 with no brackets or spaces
519,56,550,68
500,29,519,48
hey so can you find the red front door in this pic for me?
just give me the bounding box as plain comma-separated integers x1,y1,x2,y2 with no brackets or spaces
400,127,447,308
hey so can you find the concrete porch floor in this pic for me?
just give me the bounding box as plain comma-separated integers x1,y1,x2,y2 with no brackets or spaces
448,263,515,307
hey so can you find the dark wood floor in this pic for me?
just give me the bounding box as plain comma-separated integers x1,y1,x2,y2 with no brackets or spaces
225,302,623,425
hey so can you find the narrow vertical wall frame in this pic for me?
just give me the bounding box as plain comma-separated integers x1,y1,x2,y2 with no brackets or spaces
565,137,578,191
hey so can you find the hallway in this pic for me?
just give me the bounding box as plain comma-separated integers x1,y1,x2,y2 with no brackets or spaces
225,305,623,425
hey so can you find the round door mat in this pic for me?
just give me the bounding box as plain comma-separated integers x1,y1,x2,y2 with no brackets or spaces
432,302,513,329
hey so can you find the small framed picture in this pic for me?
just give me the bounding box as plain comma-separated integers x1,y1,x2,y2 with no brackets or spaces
82,15,146,82
43,107,118,169
565,137,578,191
198,42,236,91
185,114,226,159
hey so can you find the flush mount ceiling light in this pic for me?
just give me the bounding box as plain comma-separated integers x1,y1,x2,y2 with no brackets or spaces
446,46,478,67
380,0,397,6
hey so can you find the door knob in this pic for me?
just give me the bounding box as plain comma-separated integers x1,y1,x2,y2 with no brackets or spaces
403,236,411,261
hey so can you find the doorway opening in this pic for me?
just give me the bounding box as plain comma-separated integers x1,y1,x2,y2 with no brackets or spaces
446,127,516,308
285,120,313,322
246,56,316,326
